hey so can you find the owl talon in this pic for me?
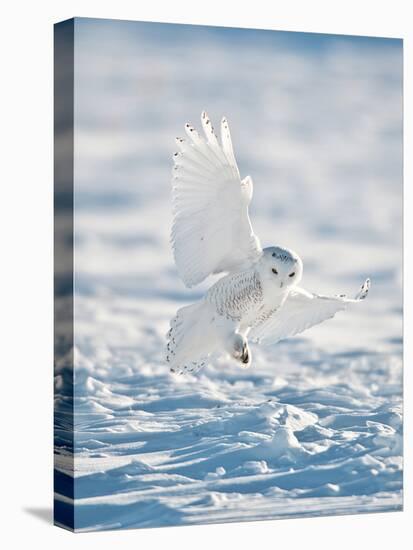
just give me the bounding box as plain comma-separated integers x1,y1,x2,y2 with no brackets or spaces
241,343,249,364
233,340,251,368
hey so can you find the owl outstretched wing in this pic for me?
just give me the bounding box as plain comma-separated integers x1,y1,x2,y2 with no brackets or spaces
250,279,370,345
171,112,262,288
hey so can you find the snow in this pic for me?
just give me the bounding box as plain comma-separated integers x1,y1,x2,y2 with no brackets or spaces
54,19,403,531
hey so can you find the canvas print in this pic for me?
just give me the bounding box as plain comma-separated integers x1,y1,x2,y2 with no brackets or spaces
54,17,403,532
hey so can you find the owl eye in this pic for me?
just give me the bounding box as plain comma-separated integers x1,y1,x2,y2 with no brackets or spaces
272,268,278,275
289,272,295,278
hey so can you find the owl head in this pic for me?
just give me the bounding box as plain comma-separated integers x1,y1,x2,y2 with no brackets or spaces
260,246,303,289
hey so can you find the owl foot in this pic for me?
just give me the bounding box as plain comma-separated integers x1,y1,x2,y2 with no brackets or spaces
240,342,250,367
233,336,251,368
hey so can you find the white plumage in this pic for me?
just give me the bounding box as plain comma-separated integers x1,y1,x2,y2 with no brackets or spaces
171,113,261,287
167,112,370,374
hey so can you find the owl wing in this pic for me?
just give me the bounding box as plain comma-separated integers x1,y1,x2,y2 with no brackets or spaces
171,111,262,288
250,279,370,345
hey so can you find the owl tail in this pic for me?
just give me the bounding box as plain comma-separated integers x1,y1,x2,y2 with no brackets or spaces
166,300,218,374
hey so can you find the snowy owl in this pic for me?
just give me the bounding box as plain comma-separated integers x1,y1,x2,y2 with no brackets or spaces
166,112,370,374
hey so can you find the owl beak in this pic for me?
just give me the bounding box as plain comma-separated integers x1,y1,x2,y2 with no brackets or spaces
280,282,284,288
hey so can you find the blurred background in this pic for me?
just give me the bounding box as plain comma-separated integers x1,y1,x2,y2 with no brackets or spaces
74,18,402,354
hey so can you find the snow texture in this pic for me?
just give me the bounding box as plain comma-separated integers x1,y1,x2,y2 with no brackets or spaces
54,19,403,531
